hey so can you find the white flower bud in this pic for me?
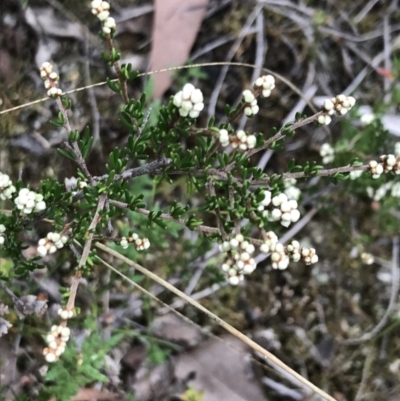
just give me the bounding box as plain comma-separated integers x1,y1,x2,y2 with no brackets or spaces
45,352,57,363
173,91,183,107
228,276,240,285
242,90,255,103
97,10,110,21
323,99,334,111
190,89,203,104
37,246,48,257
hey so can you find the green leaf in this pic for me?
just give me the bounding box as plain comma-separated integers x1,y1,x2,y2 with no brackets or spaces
57,148,76,161
106,77,121,94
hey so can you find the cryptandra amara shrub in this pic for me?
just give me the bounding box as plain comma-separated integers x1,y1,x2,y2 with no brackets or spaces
0,1,398,400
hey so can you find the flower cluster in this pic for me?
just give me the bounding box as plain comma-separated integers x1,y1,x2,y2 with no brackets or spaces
173,84,204,118
361,252,374,265
40,62,63,98
0,173,16,200
57,307,74,320
319,94,356,125
260,233,318,269
0,224,5,245
366,154,400,180
218,129,230,147
368,160,384,179
219,234,256,285
37,232,68,257
120,233,150,251
284,178,301,201
91,1,116,34
320,143,335,164
299,247,319,265
257,191,300,227
360,113,375,126
14,188,46,214
380,154,400,174
253,75,275,98
218,129,256,150
366,181,400,201
43,325,70,363
242,90,259,117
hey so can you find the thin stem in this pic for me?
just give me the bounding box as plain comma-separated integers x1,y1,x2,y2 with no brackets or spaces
55,97,94,185
64,194,107,316
209,179,227,239
105,34,129,104
247,111,324,158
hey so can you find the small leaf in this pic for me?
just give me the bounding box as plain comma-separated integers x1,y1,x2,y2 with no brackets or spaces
57,148,76,161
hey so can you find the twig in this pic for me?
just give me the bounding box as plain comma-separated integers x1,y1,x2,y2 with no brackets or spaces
208,179,227,239
64,194,107,314
105,34,129,104
94,157,172,183
353,0,380,24
207,4,264,118
247,110,323,157
55,97,94,185
383,13,392,104
354,349,375,401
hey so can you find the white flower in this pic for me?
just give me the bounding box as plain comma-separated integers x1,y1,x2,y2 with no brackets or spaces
350,170,363,180
391,182,400,198
0,226,5,245
244,99,259,117
218,129,230,147
320,94,356,124
361,252,374,265
97,10,110,21
37,232,67,256
317,115,332,126
242,90,255,103
0,172,16,200
246,135,256,149
323,99,334,111
15,188,46,215
58,308,73,320
220,234,257,284
190,89,203,104
102,17,116,34
91,0,103,8
173,84,204,119
394,142,400,158
360,113,375,125
368,160,384,179
284,180,301,201
320,143,335,164
253,75,275,97
47,87,63,98
120,237,129,249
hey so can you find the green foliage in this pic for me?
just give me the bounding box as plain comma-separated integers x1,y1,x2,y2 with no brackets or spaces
39,318,124,401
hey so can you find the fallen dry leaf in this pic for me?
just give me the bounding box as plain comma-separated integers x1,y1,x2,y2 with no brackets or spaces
174,335,266,401
150,0,209,99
